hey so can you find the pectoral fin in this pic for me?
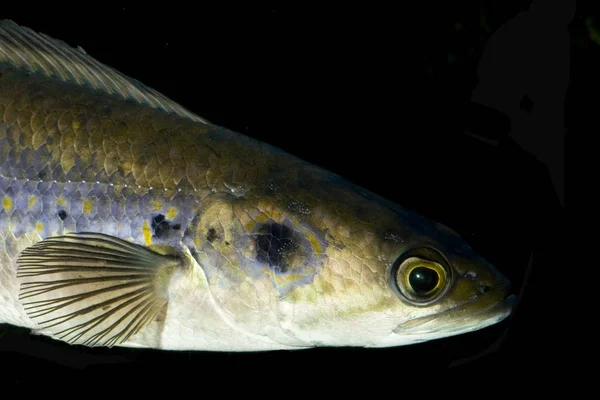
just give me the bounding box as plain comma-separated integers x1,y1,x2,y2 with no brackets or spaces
16,232,182,347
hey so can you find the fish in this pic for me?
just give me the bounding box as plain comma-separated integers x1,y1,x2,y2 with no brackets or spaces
0,19,514,351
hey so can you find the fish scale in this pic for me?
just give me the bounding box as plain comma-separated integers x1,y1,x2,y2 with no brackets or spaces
0,66,221,328
0,20,515,351
0,61,299,349
0,176,180,323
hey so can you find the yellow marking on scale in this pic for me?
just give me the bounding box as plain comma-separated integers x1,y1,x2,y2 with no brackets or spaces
3,196,12,211
166,206,177,219
143,220,153,245
305,230,323,254
83,199,93,215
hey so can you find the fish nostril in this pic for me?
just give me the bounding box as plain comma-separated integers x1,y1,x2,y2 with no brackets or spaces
478,284,492,294
464,271,478,280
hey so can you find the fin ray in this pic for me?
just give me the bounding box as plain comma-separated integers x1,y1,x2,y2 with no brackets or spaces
16,233,182,347
0,19,210,124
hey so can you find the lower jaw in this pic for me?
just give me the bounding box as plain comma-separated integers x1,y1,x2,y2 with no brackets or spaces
393,293,516,338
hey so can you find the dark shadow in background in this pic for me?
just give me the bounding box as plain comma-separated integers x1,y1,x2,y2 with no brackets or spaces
471,0,570,207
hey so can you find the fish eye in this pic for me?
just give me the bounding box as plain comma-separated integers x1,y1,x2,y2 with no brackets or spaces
391,247,452,305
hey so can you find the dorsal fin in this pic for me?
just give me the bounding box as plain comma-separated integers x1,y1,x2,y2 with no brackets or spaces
0,19,210,124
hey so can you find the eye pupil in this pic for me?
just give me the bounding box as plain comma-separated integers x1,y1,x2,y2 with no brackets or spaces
409,267,439,294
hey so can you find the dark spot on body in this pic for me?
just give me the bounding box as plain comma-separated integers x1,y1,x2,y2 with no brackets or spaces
37,171,46,180
151,214,178,239
154,221,170,239
224,241,230,246
57,210,67,220
151,214,165,227
256,222,298,273
206,228,218,242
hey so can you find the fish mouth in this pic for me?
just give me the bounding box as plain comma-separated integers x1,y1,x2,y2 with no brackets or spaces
393,291,516,338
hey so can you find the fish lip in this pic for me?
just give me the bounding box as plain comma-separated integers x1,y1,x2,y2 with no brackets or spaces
473,293,515,323
393,290,516,335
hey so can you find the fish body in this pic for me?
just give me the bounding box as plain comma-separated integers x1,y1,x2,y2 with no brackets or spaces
0,20,513,351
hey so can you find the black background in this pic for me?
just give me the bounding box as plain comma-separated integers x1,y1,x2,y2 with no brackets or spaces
1,2,570,387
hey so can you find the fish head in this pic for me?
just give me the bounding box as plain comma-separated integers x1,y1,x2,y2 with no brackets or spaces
183,155,514,349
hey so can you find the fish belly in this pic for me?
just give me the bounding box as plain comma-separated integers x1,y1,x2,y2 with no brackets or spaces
0,213,36,327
